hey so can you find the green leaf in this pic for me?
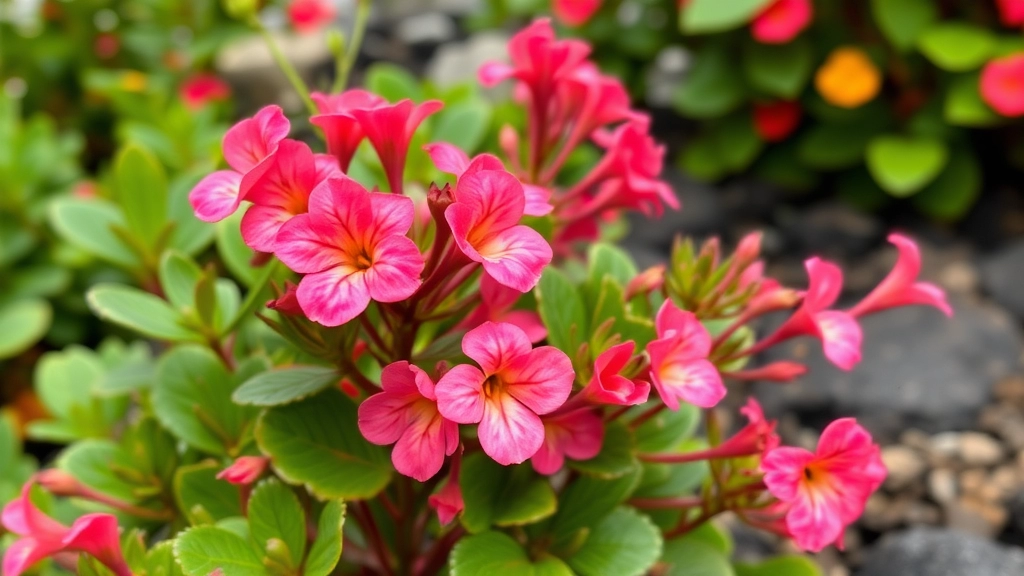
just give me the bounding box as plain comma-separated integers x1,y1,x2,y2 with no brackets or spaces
174,461,243,526
153,346,259,455
566,507,662,576
587,243,637,289
256,388,392,499
569,422,639,479
734,556,822,576
365,63,424,102
432,99,492,153
797,120,884,169
57,440,140,502
49,198,139,268
159,251,202,311
661,538,735,576
0,299,51,359
233,366,340,406
449,531,574,575
871,0,936,51
145,541,185,576
87,284,199,341
681,0,774,34
917,24,995,72
685,522,734,556
248,478,306,569
945,73,1001,127
866,135,949,196
743,38,813,99
114,145,169,248
673,45,745,119
634,404,701,453
535,268,587,358
31,346,107,439
216,211,260,286
911,148,981,220
550,466,642,539
168,174,216,257
174,526,265,576
460,453,558,534
304,501,346,576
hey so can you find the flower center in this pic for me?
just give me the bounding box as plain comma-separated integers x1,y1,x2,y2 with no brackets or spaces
353,248,373,270
482,374,508,399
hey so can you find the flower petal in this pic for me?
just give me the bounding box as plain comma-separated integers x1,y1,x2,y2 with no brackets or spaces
814,310,862,371
502,346,574,415
424,142,471,175
435,364,487,424
461,321,532,374
223,105,289,173
477,225,552,293
358,392,415,446
275,213,348,274
296,267,371,327
391,408,450,481
64,514,131,576
365,235,424,303
189,170,243,222
452,170,525,232
478,395,544,465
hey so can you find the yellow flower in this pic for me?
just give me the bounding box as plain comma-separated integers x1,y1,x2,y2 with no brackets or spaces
119,71,148,93
815,47,881,109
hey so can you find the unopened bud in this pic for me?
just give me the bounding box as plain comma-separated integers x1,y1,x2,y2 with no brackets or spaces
216,456,269,485
35,469,83,496
734,232,762,264
746,286,801,317
725,361,807,383
327,30,346,58
266,281,302,316
625,265,665,299
499,125,520,161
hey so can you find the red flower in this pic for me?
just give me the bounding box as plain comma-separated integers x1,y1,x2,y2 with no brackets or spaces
753,101,801,142
179,73,230,110
288,0,336,33
980,54,1024,117
751,0,813,44
553,0,602,27
996,0,1024,26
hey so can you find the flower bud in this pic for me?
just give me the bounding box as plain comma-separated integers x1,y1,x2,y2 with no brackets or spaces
625,265,665,300
35,469,83,497
266,281,302,316
499,125,520,161
216,456,269,485
734,232,763,265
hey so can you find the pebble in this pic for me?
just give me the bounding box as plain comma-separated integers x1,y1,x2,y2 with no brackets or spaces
927,468,957,504
857,528,1024,576
944,496,1008,537
995,376,1024,404
882,445,927,491
958,432,1004,467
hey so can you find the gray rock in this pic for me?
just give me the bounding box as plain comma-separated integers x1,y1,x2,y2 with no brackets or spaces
622,168,725,251
426,31,510,91
776,201,884,261
754,297,1023,441
396,12,456,46
981,239,1024,321
857,528,1024,576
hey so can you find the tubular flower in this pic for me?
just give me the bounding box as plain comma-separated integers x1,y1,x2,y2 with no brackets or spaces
446,170,553,293
2,482,131,576
350,99,443,195
726,398,780,456
768,258,863,370
761,418,886,552
310,90,386,172
435,322,574,466
996,0,1024,26
753,101,801,142
216,456,270,485
581,341,650,405
588,117,678,217
647,300,726,409
179,73,230,110
553,0,602,26
531,409,604,475
980,54,1024,117
426,142,554,216
815,47,881,109
287,0,336,33
558,63,639,148
275,176,424,326
478,18,591,102
751,0,813,44
358,362,459,481
457,273,547,343
849,233,952,318
428,478,464,525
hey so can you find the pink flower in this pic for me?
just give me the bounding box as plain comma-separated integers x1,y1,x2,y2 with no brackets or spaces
310,90,386,172
768,258,863,370
446,169,553,292
647,300,726,409
531,409,604,474
428,479,464,525
358,362,459,481
849,233,952,318
2,482,131,576
275,176,424,326
287,0,336,33
189,105,290,222
980,54,1024,117
435,322,574,465
350,99,443,195
559,64,638,147
587,117,678,217
625,265,665,299
996,0,1024,26
457,273,547,343
581,341,650,405
478,19,591,101
727,398,779,455
553,0,601,26
216,456,270,485
751,0,813,44
179,73,230,110
761,418,886,552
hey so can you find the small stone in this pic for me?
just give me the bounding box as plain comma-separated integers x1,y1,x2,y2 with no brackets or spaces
995,376,1024,404
905,502,942,525
991,465,1020,500
927,468,958,504
939,260,979,294
900,429,932,452
882,445,927,491
928,432,961,464
862,493,908,531
958,432,1004,466
944,496,1008,537
395,12,456,46
960,469,987,496
857,528,1024,576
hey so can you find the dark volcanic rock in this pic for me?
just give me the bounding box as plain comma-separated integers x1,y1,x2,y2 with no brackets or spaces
980,239,1024,321
622,169,725,253
754,297,1023,441
856,528,1024,576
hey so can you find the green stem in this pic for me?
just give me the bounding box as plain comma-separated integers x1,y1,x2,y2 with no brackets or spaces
252,17,318,115
224,260,282,335
335,0,371,92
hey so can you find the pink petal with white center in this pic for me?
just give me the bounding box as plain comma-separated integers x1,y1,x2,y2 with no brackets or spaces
760,446,815,501
476,225,552,293
478,394,545,465
307,176,372,229
2,484,65,538
189,170,243,222
364,235,424,303
358,391,415,446
435,364,488,424
392,406,453,481
502,346,574,415
813,311,862,370
223,105,289,173
424,142,471,175
241,204,302,253
648,336,725,409
522,184,555,216
296,267,370,327
275,214,348,274
785,495,845,553
461,321,533,374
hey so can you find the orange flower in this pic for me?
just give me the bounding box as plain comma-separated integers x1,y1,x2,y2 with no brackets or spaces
815,47,881,109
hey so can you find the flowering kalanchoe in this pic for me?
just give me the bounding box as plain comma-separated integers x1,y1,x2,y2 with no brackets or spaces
530,409,604,474
217,456,270,485
581,341,651,405
310,89,385,172
647,300,726,409
350,99,443,195
849,233,953,318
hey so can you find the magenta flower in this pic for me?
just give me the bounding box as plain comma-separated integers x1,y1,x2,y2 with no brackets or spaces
216,456,270,485
647,300,726,409
457,273,547,343
446,169,553,293
751,0,813,44
981,54,1024,117
849,233,952,318
287,0,335,33
761,418,886,552
428,479,464,525
996,0,1024,26
580,341,650,405
588,118,679,217
240,139,325,252
553,0,602,26
350,99,443,195
479,19,590,103
179,73,230,110
358,362,459,482
310,89,386,172
275,176,424,326
435,322,574,465
426,143,553,216
530,409,604,474
2,482,131,576
559,63,638,148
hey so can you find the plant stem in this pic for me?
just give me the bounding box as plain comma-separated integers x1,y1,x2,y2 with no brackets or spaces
252,17,318,115
224,259,283,335
334,0,371,92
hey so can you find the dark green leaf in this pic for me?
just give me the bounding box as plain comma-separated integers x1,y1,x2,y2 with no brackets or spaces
743,38,813,99
114,145,168,248
911,148,981,220
460,453,557,533
661,538,735,576
673,46,745,119
569,422,639,479
535,268,587,358
945,73,1001,127
305,501,346,576
449,531,574,575
566,507,662,576
871,0,936,51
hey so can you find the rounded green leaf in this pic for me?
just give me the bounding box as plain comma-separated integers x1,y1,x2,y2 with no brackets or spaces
866,135,949,196
87,284,199,341
57,440,140,502
365,63,424,103
672,46,745,119
159,251,203,311
49,198,139,269
661,538,735,576
550,466,642,539
566,507,663,576
680,0,774,34
742,38,813,99
248,478,306,569
911,149,981,220
0,299,51,359
449,531,574,576
115,144,169,248
168,174,216,257
432,99,492,153
871,0,936,51
305,501,346,576
945,74,1001,127
233,366,341,406
460,453,558,533
173,526,264,576
174,462,243,526
536,268,588,359
917,24,995,71
255,388,392,500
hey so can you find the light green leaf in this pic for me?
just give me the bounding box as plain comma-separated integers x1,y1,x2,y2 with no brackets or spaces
673,46,745,119
945,73,1001,127
0,299,51,359
866,135,948,196
569,422,639,479
304,501,346,576
57,440,140,502
366,63,424,102
159,251,203,311
168,173,216,256
587,243,638,289
566,507,662,576
174,461,243,526
145,541,185,576
743,38,813,99
174,526,265,576
734,556,823,576
460,453,557,534
917,24,995,72
248,478,306,569
233,366,340,406
661,538,735,576
432,99,491,153
681,0,774,34
449,531,574,576
535,268,588,359
634,404,702,452
871,0,936,51
256,388,392,500
87,284,199,341
49,198,139,268
114,145,168,248
216,211,260,286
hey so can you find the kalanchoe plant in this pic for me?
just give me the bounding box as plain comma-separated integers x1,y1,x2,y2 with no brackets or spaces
2,15,954,576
